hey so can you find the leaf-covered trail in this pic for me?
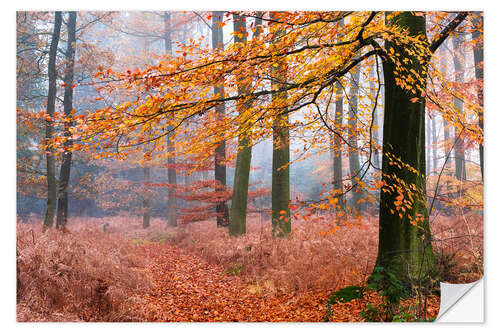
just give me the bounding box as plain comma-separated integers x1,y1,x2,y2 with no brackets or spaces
131,243,362,322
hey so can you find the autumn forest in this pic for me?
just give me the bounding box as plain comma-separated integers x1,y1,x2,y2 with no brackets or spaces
16,10,483,322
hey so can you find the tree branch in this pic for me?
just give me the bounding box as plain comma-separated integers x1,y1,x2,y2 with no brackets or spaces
429,12,469,54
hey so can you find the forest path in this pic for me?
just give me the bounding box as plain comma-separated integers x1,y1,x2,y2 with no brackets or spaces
130,242,361,322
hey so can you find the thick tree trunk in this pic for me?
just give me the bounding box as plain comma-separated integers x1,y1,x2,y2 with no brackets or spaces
164,12,177,227
212,11,229,227
228,13,252,236
347,68,363,213
452,34,467,182
56,11,77,229
376,12,437,283
471,12,484,181
43,12,62,230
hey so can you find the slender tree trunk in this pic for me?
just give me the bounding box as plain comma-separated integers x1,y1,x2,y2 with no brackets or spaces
329,133,335,184
452,34,467,182
56,11,77,229
348,67,363,213
271,14,291,238
369,65,381,169
471,12,484,181
375,12,437,283
212,11,229,227
164,12,177,227
333,81,345,213
143,166,151,228
373,111,381,169
43,12,62,230
331,19,346,215
431,115,437,174
443,116,450,158
426,116,431,175
438,41,452,195
229,13,253,236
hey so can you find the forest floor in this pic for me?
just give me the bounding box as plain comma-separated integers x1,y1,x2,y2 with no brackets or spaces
132,242,342,321
17,213,482,322
133,240,445,322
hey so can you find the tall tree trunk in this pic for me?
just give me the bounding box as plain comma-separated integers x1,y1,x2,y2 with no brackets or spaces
43,12,62,230
271,13,291,238
452,34,467,182
56,11,77,229
347,67,363,213
212,11,229,227
471,12,484,181
333,81,345,213
229,13,252,236
375,12,437,283
332,18,346,215
164,12,177,227
143,166,151,228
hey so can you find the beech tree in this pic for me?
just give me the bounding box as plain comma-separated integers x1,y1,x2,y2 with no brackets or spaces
228,13,252,236
212,11,230,227
452,33,467,182
43,12,62,230
164,12,178,227
333,81,345,213
375,11,468,281
347,66,362,213
56,11,77,229
270,12,291,237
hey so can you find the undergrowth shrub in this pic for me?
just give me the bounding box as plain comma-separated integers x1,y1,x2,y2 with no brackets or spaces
430,213,483,283
16,221,151,322
15,211,482,321
167,214,379,293
166,212,482,294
